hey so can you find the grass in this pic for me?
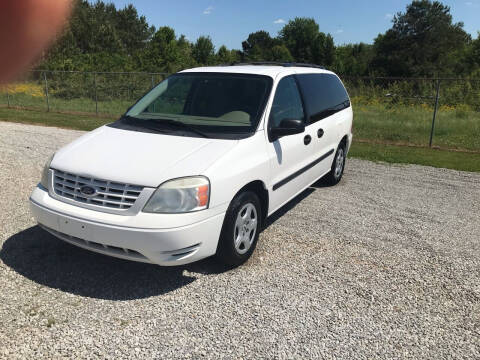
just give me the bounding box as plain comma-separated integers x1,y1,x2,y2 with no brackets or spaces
3,91,480,150
0,102,479,173
349,142,480,172
0,107,113,131
2,89,133,116
354,103,480,151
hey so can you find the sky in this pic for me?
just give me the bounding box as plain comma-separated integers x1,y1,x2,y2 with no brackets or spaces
108,0,480,49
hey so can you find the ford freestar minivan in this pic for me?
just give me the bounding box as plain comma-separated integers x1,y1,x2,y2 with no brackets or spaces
30,63,353,267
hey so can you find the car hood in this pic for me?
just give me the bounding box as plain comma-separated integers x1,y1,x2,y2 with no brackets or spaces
51,125,238,187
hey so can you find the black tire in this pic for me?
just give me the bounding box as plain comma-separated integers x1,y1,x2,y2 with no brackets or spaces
323,142,347,186
216,191,262,267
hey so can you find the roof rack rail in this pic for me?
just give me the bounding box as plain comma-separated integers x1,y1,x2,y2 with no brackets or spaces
228,61,325,69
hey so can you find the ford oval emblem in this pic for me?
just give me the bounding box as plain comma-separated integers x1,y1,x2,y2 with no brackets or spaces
80,185,96,197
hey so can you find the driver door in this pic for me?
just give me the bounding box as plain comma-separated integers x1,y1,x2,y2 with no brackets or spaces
267,75,319,213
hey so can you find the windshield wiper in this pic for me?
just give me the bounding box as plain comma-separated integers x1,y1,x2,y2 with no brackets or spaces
121,116,210,138
119,116,171,134
149,119,210,138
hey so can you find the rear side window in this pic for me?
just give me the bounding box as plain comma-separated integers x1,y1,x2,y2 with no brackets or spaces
296,74,350,123
269,76,305,128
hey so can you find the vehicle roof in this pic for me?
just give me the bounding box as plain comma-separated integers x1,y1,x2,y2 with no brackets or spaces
180,65,334,78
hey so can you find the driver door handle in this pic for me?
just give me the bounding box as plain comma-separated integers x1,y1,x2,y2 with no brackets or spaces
317,128,324,138
304,135,312,145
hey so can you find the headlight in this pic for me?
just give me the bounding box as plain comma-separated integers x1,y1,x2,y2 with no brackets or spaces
40,153,55,189
143,176,210,213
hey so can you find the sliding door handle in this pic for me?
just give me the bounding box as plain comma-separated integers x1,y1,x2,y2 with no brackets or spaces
304,135,312,145
317,128,324,138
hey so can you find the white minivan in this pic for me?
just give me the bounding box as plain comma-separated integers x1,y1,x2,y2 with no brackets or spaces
30,63,353,267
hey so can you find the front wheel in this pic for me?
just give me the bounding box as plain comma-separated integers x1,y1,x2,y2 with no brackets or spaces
323,143,346,186
216,191,262,267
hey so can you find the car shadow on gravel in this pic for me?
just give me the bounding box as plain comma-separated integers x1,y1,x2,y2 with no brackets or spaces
264,177,332,229
0,226,230,301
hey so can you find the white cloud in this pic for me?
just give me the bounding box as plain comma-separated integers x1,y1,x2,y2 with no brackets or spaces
203,6,214,15
274,18,286,24
465,2,473,5
385,13,394,19
336,29,344,34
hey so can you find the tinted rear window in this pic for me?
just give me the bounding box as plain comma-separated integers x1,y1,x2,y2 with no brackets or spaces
296,74,350,123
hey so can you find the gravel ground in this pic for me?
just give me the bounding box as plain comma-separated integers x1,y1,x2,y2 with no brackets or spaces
0,121,479,359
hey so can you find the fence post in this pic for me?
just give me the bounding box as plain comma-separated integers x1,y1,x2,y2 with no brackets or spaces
429,79,441,148
94,72,98,115
6,86,10,108
151,74,157,112
43,72,50,112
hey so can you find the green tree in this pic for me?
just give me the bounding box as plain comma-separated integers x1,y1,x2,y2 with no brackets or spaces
138,27,194,73
372,0,470,76
270,45,293,62
71,1,122,54
40,0,157,71
217,45,236,64
192,36,215,65
241,31,295,62
115,4,155,53
279,18,333,65
466,33,480,72
35,0,480,78
242,31,275,61
312,33,335,66
334,43,374,76
176,35,196,68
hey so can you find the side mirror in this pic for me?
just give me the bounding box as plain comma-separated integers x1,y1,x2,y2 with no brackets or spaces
270,119,305,140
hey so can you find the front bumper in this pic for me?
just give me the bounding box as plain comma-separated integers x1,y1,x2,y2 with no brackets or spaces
29,186,226,266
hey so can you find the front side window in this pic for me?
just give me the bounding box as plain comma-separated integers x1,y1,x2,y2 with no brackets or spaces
269,76,305,128
121,73,273,139
296,74,350,123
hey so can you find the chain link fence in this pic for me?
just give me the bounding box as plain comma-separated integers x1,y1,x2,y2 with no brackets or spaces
342,76,480,151
1,70,167,116
1,71,479,151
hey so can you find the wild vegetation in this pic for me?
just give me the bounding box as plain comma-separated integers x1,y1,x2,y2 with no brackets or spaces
9,0,474,113
33,0,480,78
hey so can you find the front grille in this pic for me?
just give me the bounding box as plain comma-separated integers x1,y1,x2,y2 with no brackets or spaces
53,170,144,210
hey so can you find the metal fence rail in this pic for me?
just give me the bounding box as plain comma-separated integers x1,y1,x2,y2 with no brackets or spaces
1,70,168,116
341,76,480,151
1,71,480,151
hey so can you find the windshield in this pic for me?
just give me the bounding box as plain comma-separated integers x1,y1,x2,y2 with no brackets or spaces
122,72,273,139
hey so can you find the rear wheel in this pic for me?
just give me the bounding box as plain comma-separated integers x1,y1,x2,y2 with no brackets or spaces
323,142,346,186
216,191,261,267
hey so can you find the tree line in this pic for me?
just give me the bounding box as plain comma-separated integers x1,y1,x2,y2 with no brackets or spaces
39,0,480,78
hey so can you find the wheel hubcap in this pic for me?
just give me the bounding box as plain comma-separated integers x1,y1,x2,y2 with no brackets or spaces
234,203,258,255
334,148,345,179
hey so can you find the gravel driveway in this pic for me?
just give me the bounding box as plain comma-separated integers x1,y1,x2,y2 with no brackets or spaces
0,121,479,359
